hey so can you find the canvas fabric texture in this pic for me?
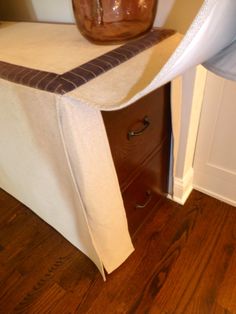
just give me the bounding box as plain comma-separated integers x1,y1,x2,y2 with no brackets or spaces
0,0,236,278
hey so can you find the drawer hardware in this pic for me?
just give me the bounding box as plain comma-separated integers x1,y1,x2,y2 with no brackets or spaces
128,116,150,140
135,190,152,209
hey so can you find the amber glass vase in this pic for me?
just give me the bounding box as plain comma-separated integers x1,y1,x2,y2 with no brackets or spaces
72,0,158,44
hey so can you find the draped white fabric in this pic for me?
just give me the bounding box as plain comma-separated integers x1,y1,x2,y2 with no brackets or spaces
1,0,236,278
114,0,236,111
161,0,236,79
204,40,236,81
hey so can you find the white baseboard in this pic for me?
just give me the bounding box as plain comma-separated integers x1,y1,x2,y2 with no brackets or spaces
193,184,236,207
169,168,194,205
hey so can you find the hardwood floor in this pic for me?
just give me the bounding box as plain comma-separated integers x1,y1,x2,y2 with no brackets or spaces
0,188,235,313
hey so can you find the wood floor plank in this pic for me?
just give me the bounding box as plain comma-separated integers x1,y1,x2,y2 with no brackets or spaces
15,282,66,313
74,193,203,314
0,207,52,270
0,250,74,313
135,196,229,314
0,204,37,246
0,188,20,212
0,269,23,305
51,255,100,313
217,240,236,312
149,197,233,314
0,207,77,313
182,206,236,314
0,188,236,314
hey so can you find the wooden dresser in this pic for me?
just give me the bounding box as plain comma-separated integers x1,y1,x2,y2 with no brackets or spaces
102,83,172,235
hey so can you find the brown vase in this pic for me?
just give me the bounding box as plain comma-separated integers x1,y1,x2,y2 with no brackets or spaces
72,0,158,44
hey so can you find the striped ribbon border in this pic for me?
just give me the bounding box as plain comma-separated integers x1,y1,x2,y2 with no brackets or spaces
0,29,175,95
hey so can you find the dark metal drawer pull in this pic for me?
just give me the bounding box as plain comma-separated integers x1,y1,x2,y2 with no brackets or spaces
135,190,152,209
128,116,150,140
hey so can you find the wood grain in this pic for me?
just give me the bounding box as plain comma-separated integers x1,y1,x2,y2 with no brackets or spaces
122,140,170,235
0,189,236,313
102,83,171,236
217,235,236,312
102,84,171,191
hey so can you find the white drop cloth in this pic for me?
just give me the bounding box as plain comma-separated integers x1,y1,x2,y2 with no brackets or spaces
0,0,236,278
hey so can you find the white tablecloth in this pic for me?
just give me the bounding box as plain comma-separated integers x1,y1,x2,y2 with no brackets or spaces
0,0,236,279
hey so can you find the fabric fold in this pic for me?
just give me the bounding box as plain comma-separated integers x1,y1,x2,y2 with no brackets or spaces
57,96,134,274
1,0,236,277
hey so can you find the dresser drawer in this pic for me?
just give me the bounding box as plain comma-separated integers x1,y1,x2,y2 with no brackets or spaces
122,138,171,235
102,84,171,189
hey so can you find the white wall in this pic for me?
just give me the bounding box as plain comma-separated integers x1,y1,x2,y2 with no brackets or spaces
1,0,203,32
155,0,203,33
0,0,74,23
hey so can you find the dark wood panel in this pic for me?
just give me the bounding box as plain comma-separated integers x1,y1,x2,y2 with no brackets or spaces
102,84,171,189
122,138,171,235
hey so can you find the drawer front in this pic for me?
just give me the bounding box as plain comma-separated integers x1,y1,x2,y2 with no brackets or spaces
122,139,171,235
102,84,171,189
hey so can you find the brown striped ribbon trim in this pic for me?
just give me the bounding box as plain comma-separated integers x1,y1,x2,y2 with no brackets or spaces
0,29,175,95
